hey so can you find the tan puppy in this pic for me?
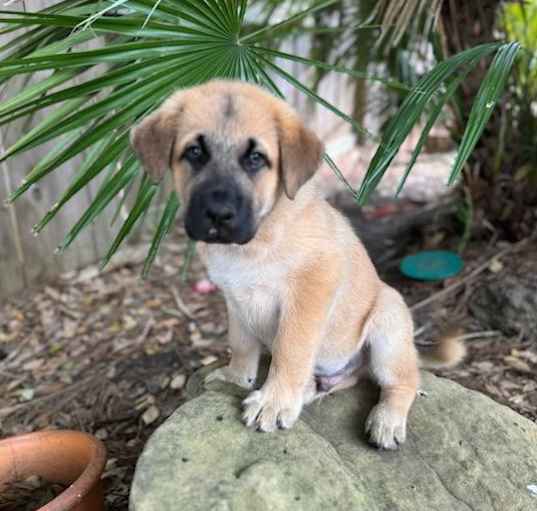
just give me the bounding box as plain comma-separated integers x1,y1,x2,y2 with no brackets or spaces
131,80,465,449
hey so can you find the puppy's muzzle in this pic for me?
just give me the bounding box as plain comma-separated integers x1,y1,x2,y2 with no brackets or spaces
205,189,236,227
185,180,255,245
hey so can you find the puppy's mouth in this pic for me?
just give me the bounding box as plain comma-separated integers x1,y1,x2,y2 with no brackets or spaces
188,222,255,245
184,183,257,245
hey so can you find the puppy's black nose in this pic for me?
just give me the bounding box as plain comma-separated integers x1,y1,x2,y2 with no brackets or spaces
206,203,235,225
205,188,236,226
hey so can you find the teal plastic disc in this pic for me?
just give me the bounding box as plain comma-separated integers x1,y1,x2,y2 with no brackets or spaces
400,250,463,281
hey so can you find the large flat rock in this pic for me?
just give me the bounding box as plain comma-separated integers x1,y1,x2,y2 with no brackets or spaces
130,370,537,511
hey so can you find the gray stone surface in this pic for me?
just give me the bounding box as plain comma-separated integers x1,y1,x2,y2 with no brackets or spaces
470,271,537,338
131,369,537,511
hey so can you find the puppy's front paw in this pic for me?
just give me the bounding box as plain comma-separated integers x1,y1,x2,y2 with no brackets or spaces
204,366,255,390
365,403,407,450
242,385,303,432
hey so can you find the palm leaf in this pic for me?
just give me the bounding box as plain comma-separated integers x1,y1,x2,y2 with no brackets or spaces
449,42,520,184
356,42,517,204
255,52,373,139
252,46,409,92
33,134,129,234
240,0,340,43
100,174,158,269
58,155,140,252
142,191,180,277
395,71,471,196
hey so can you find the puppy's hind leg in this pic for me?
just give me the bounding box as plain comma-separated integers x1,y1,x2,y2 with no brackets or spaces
365,285,419,450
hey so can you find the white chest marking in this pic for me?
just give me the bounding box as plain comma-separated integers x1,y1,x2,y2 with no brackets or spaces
206,249,283,346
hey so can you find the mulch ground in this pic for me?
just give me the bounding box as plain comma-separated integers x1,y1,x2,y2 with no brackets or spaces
1,221,536,510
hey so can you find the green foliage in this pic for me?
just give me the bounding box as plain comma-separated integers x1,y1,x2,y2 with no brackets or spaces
357,42,520,203
503,0,537,97
0,0,521,273
501,0,537,172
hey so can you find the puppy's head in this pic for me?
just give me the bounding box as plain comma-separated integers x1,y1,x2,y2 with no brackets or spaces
130,80,324,245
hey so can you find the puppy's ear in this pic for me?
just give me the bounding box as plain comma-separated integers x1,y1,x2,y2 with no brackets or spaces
130,107,179,182
278,112,324,200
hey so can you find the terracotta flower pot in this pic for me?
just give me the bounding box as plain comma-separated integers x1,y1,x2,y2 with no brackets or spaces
0,430,107,511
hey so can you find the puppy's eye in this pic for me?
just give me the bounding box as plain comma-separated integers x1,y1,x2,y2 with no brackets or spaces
182,138,210,170
244,151,266,172
184,145,203,161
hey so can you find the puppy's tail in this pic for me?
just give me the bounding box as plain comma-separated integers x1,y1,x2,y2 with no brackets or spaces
416,329,466,370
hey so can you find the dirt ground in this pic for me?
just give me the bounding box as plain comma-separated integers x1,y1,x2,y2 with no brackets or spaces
1,218,536,510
